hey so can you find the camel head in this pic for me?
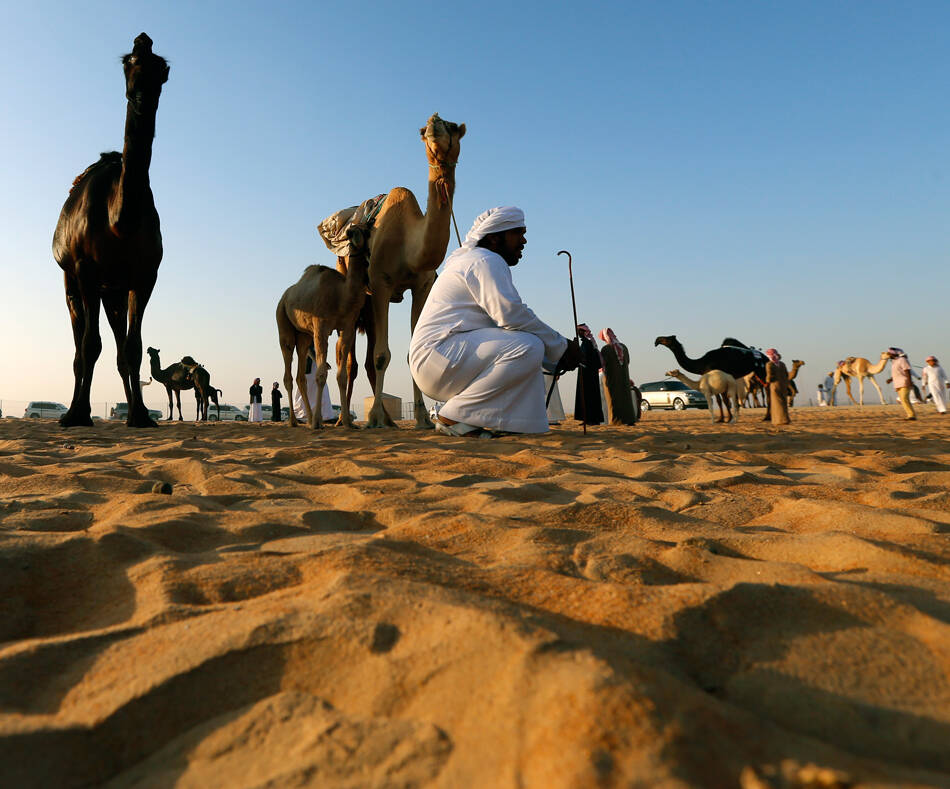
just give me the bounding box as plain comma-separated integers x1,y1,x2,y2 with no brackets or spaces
146,346,159,357
654,335,678,349
792,359,804,368
122,33,169,116
664,369,680,378
879,350,891,361
419,113,466,169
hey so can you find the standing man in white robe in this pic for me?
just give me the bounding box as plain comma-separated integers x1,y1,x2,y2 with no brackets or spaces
410,206,581,436
921,355,948,414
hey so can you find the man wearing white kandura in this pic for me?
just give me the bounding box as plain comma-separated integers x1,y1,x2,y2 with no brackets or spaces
921,355,948,414
409,206,582,438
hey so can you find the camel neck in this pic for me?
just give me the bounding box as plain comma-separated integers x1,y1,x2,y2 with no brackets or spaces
671,343,701,374
415,169,454,271
148,353,163,380
114,102,157,233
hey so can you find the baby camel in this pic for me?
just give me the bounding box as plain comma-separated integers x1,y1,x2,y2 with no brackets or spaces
276,223,369,428
665,369,741,424
183,363,222,421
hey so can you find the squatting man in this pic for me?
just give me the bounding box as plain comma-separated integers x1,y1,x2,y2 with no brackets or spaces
409,206,583,437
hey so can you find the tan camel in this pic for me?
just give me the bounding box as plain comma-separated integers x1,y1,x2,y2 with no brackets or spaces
363,113,466,428
832,352,889,405
276,223,370,429
665,369,741,424
786,359,805,407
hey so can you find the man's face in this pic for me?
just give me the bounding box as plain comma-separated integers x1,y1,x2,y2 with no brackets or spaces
498,227,527,266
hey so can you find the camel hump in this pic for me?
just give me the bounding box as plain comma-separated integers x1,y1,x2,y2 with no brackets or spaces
70,152,122,191
721,337,749,348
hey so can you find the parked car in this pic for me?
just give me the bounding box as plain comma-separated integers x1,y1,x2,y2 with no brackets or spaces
638,380,708,411
209,404,246,421
24,401,69,419
110,402,163,421
332,404,359,421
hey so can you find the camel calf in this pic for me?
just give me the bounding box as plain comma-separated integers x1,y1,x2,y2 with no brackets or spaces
183,363,222,421
276,223,370,429
666,369,741,424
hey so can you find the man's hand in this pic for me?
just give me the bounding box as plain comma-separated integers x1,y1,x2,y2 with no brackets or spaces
557,338,583,372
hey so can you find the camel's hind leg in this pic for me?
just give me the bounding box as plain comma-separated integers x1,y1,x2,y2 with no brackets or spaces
60,267,102,427
365,289,396,428
281,336,299,427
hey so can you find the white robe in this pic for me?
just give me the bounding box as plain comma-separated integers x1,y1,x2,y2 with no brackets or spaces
293,366,335,421
409,246,568,433
921,364,948,413
248,403,263,423
544,372,565,424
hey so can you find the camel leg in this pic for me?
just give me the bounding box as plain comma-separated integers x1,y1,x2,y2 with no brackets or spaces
858,377,865,406
868,375,887,405
366,288,396,428
102,290,135,418
163,385,174,420
175,389,184,421
310,328,330,430
294,334,315,427
409,276,436,429
280,333,299,427
721,392,733,423
60,270,95,427
63,271,102,427
706,394,717,423
336,329,357,428
125,281,158,428
731,391,740,424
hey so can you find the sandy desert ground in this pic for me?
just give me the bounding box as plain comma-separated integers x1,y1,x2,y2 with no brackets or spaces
1,405,949,788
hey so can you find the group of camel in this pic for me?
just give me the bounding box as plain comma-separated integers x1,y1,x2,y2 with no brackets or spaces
51,32,463,431
47,33,895,433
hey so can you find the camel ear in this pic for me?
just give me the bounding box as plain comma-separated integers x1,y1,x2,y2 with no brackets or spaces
419,126,426,139
457,123,466,139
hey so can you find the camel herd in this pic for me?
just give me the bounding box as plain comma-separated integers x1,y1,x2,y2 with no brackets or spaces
47,33,899,431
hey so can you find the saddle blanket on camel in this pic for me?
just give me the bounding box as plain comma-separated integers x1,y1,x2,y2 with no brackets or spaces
317,194,386,256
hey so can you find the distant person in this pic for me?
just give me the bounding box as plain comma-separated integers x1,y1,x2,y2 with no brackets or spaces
574,324,604,425
764,348,790,425
599,327,637,425
249,378,263,423
409,206,581,437
921,355,947,414
885,348,916,420
271,382,282,421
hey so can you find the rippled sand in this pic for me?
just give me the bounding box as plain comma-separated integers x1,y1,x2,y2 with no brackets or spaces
1,406,948,787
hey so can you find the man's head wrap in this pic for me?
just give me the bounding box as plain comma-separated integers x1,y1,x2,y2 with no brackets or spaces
765,348,781,363
887,347,906,358
926,355,938,363
599,328,627,366
462,206,526,249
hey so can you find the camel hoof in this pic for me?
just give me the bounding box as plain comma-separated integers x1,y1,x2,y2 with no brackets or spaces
59,411,94,428
127,416,158,428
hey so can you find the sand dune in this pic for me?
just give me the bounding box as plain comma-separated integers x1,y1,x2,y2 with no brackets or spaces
1,406,948,787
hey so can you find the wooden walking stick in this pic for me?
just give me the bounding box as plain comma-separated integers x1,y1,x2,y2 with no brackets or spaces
557,250,586,435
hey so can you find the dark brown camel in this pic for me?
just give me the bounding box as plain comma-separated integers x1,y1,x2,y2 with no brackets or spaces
147,347,202,420
183,363,222,421
52,33,169,428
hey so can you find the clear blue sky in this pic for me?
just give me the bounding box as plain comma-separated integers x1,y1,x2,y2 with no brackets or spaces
1,1,947,415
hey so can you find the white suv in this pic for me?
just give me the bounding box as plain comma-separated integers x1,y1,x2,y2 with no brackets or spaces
24,401,69,419
211,404,246,421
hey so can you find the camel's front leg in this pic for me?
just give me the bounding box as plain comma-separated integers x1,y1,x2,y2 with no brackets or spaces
309,330,330,429
281,335,299,427
61,270,100,427
175,389,184,421
336,331,357,428
868,375,887,405
294,336,315,427
124,281,158,428
409,275,435,429
366,288,396,428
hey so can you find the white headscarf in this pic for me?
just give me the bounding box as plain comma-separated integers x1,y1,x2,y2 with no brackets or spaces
461,206,525,249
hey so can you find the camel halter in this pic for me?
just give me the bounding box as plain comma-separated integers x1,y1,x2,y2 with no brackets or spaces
430,159,462,247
